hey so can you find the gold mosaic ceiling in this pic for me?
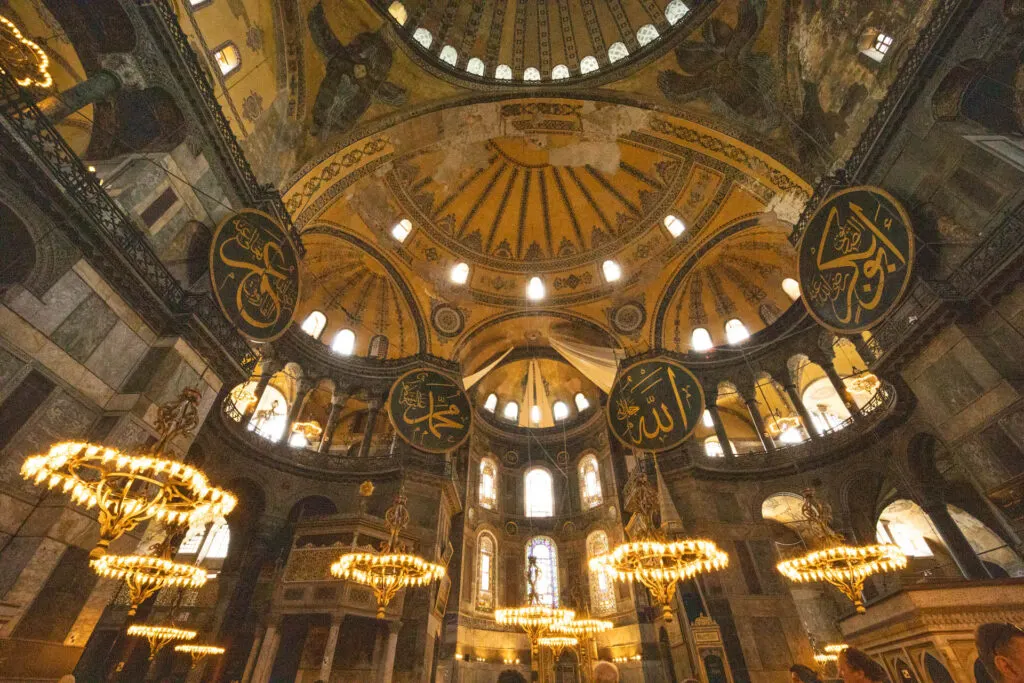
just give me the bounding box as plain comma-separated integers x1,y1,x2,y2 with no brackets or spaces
286,98,811,361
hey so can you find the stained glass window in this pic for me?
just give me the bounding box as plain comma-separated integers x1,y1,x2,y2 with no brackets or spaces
525,468,553,517
578,454,602,509
526,536,559,607
478,532,496,610
587,531,616,614
479,458,497,509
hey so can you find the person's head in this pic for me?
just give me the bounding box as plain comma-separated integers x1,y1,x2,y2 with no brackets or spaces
791,664,821,683
977,623,1024,683
839,648,887,683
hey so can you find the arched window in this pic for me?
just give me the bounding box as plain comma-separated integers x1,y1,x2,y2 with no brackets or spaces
553,401,569,421
607,42,629,63
527,276,545,300
602,260,622,282
525,468,553,517
479,457,498,509
665,0,690,25
664,214,686,237
484,393,498,412
702,409,714,427
782,278,801,301
523,67,541,81
391,218,412,242
213,43,241,76
439,45,458,66
551,64,570,80
503,401,519,421
332,329,356,356
247,385,288,442
413,28,433,49
387,1,407,24
477,532,496,610
587,531,616,614
466,57,485,76
704,436,725,458
495,64,512,79
691,327,713,351
579,56,599,74
526,536,559,607
368,334,389,359
300,310,327,339
177,516,231,571
450,262,470,284
636,24,660,46
578,454,602,508
574,393,590,411
725,318,750,344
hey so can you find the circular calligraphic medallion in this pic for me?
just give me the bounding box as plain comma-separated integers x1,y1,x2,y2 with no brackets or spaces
209,210,301,341
606,357,704,453
387,369,472,454
798,186,915,333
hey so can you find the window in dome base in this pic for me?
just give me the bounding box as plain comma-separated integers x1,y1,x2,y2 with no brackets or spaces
725,318,750,345
439,45,458,66
503,401,519,421
574,393,590,411
664,214,686,237
526,276,545,301
782,278,801,301
413,28,433,49
579,56,599,75
553,401,569,422
602,260,622,283
300,311,327,339
608,42,629,63
466,58,485,76
483,393,498,413
691,327,713,352
391,218,412,242
495,64,512,79
332,329,356,356
450,262,470,284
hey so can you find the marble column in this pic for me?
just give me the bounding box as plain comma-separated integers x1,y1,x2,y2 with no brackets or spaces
249,620,281,683
240,626,264,683
376,620,402,683
821,356,860,417
705,403,735,459
319,392,348,453
359,398,382,458
784,382,820,440
287,380,314,437
921,501,991,580
319,614,344,682
740,389,774,454
37,70,120,124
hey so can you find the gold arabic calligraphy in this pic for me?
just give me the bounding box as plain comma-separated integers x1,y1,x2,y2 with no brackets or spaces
216,216,298,331
808,198,909,328
392,372,470,452
613,363,697,447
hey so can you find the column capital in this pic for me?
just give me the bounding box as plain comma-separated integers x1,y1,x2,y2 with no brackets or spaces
387,620,403,635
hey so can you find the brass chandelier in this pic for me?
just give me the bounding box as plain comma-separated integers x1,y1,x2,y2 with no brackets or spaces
538,635,578,661
776,489,906,613
590,461,728,622
127,624,196,660
175,643,226,670
551,616,612,683
331,488,445,618
21,388,236,558
91,548,207,616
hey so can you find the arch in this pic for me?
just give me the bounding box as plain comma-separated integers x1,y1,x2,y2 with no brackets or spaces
439,45,458,66
801,376,851,434
924,653,955,683
413,28,433,49
466,58,485,76
725,318,750,344
578,454,603,509
608,42,629,63
479,457,498,509
525,467,554,517
301,310,327,339
526,536,559,607
691,328,713,352
476,530,497,610
551,64,570,80
495,64,513,79
665,1,690,25
246,384,289,442
287,495,338,522
368,334,389,359
89,87,187,159
332,329,356,355
587,530,616,614
637,24,660,47
0,203,36,291
523,67,541,81
580,56,600,74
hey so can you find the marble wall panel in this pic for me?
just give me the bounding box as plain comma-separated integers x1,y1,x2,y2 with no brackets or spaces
84,321,148,390
3,269,91,336
50,294,118,364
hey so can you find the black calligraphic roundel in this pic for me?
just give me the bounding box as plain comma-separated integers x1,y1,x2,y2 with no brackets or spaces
210,209,301,342
607,357,705,453
387,369,472,454
798,186,915,333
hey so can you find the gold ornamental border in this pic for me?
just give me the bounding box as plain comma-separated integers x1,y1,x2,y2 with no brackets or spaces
605,355,706,453
208,208,303,343
386,367,472,455
797,185,915,334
